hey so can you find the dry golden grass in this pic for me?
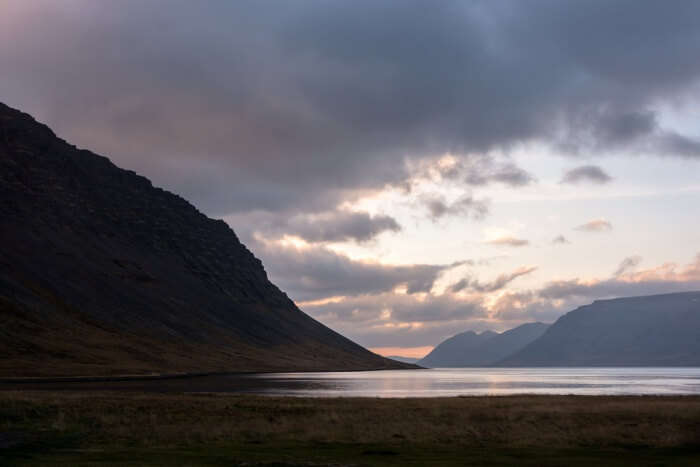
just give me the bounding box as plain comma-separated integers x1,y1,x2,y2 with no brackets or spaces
2,392,699,449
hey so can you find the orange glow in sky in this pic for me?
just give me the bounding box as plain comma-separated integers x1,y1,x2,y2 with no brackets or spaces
370,346,434,359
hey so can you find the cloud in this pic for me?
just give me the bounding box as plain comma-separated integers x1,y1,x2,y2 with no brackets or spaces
538,254,700,302
450,266,537,293
613,255,642,276
290,211,400,243
246,236,466,301
486,236,529,247
437,155,535,187
2,1,700,219
575,218,612,232
422,194,489,221
552,235,570,244
282,251,700,347
561,165,612,185
301,291,491,347
225,208,400,244
657,131,700,158
491,253,700,323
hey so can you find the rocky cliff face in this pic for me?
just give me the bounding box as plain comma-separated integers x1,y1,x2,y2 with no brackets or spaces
0,102,408,376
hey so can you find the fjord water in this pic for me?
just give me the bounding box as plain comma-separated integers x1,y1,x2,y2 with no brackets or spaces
242,368,700,397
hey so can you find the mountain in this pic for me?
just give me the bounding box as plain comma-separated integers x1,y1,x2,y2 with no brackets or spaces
0,102,412,377
462,322,550,366
418,330,498,367
418,324,549,367
498,291,700,366
385,356,420,364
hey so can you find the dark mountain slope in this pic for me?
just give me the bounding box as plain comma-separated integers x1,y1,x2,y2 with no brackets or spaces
0,102,410,376
418,330,497,368
385,356,420,364
418,323,549,367
499,291,700,366
465,322,549,367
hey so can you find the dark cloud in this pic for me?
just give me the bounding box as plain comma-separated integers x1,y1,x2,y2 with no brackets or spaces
289,212,400,243
2,1,700,219
437,156,535,187
483,164,534,187
552,235,570,244
422,194,489,221
656,131,700,158
613,255,642,277
245,236,467,301
486,236,529,247
561,165,612,185
251,210,401,244
575,219,612,232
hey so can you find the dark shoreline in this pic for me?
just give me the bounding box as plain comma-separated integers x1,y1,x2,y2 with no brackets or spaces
0,370,252,385
0,364,424,386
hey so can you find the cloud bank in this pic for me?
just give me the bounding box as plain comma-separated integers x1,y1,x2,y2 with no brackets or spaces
2,0,700,219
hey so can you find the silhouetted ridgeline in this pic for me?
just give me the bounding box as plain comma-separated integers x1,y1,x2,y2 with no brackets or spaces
499,292,700,366
0,102,410,376
419,324,548,367
421,292,700,367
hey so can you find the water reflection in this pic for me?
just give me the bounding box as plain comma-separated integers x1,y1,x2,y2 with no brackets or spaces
244,368,700,397
6,368,699,396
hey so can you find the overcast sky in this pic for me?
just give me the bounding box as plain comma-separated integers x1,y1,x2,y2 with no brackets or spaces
2,0,699,357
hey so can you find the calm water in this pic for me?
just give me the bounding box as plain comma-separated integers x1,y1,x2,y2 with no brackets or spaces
241,368,700,397
5,368,700,396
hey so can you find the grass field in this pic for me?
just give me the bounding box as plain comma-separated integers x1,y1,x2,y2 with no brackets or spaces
1,392,699,466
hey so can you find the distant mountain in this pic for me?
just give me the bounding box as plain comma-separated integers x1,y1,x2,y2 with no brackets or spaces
465,323,550,366
418,324,548,367
418,330,498,367
498,292,700,366
386,356,421,364
0,102,412,376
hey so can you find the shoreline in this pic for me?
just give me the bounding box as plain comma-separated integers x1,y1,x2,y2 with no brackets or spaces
0,365,425,385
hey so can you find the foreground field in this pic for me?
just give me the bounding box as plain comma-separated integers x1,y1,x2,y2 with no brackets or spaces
1,392,699,466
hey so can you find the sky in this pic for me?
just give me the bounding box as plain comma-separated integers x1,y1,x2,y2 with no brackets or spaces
1,0,699,358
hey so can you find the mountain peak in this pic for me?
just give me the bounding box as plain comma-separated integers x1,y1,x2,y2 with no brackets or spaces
0,102,411,376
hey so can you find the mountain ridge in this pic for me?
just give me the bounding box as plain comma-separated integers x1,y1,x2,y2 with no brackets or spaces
498,291,700,366
418,324,548,367
0,102,411,376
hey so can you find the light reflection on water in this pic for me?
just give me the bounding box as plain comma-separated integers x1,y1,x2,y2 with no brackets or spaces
244,368,700,397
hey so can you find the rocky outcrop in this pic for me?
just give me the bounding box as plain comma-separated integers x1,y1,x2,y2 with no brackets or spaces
0,102,410,376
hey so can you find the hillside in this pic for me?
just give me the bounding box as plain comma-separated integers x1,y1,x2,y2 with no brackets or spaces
0,102,410,376
418,323,549,367
418,330,497,367
499,291,700,366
